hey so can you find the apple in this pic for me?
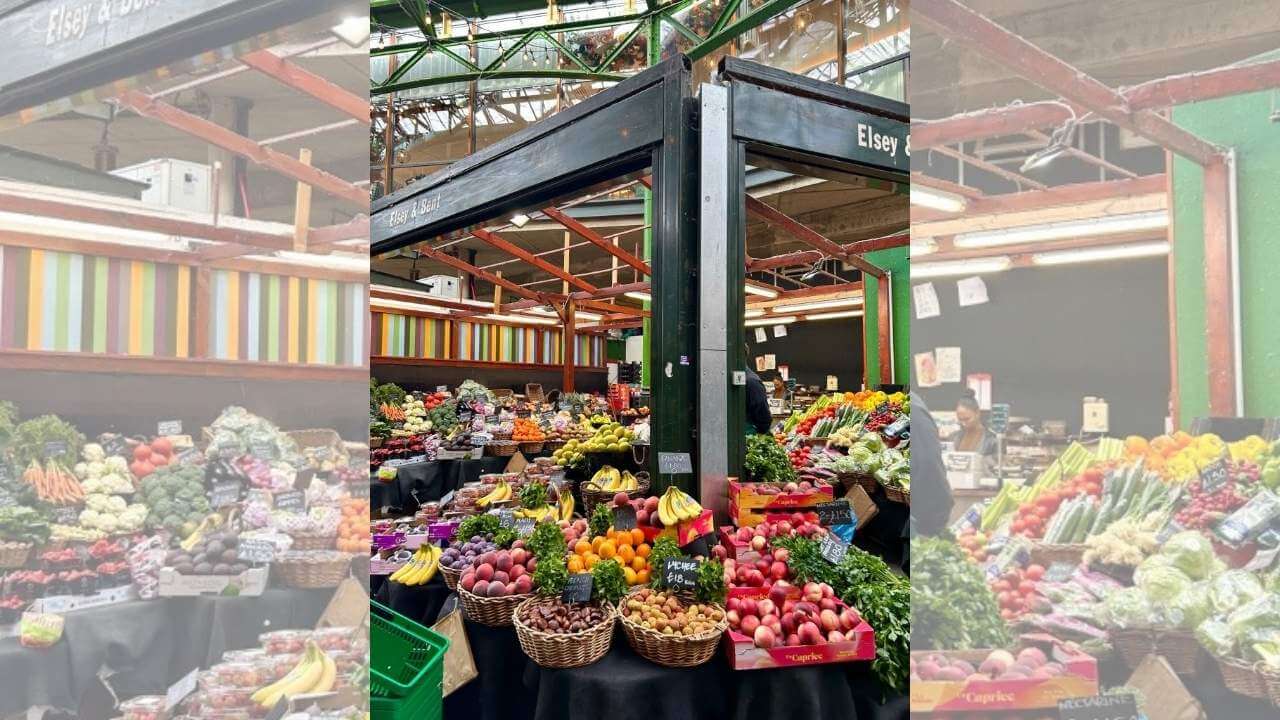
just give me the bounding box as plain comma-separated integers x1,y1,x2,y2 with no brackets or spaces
756,598,775,617
740,615,760,635
739,598,758,617
819,609,840,633
750,535,767,552
753,625,777,649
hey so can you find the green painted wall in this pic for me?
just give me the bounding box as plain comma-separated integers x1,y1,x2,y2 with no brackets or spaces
862,246,910,387
1172,89,1280,424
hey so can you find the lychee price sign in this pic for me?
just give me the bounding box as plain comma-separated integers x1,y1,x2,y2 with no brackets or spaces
1057,693,1137,720
661,557,699,591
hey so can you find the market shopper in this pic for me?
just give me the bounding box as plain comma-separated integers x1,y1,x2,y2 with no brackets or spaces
910,391,953,536
745,345,772,434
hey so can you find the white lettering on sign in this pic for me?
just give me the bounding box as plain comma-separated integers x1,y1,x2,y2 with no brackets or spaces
388,195,444,228
856,123,903,159
46,0,165,48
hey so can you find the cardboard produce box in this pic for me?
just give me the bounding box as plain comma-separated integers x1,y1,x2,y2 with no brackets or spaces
729,479,834,512
909,638,1098,712
640,508,715,547
722,591,875,670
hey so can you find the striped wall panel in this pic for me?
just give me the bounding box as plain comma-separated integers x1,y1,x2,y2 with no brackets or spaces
208,270,366,366
370,312,605,367
0,245,192,356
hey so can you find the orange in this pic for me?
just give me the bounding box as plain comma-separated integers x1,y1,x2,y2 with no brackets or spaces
631,556,647,572
617,545,635,564
636,543,651,558
623,567,637,585
635,569,650,585
585,554,598,570
630,528,645,546
567,556,584,573
599,540,617,560
574,539,591,556
591,536,604,554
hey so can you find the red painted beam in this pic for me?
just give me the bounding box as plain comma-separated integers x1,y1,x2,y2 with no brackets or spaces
471,228,597,293
575,298,650,318
310,215,371,249
747,234,908,272
1202,156,1236,415
562,301,576,392
914,0,1220,164
540,207,651,276
913,175,1166,224
116,90,367,206
745,196,884,277
413,242,546,304
240,50,370,124
913,102,1075,150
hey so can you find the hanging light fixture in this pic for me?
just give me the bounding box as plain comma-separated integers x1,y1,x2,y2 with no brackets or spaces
1021,116,1078,173
799,257,825,282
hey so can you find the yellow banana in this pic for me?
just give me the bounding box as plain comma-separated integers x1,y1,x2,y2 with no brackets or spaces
311,648,337,694
254,644,321,707
658,488,676,527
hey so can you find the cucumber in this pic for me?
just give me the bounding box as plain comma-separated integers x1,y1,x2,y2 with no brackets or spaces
1090,496,1114,535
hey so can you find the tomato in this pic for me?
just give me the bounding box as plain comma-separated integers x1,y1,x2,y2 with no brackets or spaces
997,591,1014,608
1025,565,1045,581
1018,580,1037,595
993,579,1013,593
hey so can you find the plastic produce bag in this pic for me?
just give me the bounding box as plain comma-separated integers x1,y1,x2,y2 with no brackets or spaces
1227,594,1280,651
1195,616,1236,658
19,611,63,648
1167,580,1214,630
1208,569,1266,615
1160,530,1218,580
1135,559,1191,603
1102,587,1154,629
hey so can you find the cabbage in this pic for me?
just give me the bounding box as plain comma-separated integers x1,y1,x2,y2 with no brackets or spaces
1135,558,1191,603
1196,616,1236,658
1227,595,1280,650
1102,587,1154,629
1160,531,1218,580
1209,570,1266,615
1167,581,1214,630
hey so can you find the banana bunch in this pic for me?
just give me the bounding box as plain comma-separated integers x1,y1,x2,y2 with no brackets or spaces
389,544,440,586
558,492,575,521
252,640,336,708
584,466,640,493
477,480,512,508
514,505,557,522
657,486,703,526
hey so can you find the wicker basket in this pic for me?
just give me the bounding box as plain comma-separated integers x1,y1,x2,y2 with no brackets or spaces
513,597,616,668
288,428,345,455
1157,629,1203,676
0,542,31,570
544,440,567,453
580,471,650,516
275,553,354,588
289,534,338,552
800,437,828,448
1029,542,1087,567
457,586,532,627
845,472,879,495
439,564,462,591
1258,663,1280,708
1112,627,1156,668
525,384,545,403
882,484,910,505
1217,656,1268,699
486,442,518,457
519,442,545,455
617,598,727,667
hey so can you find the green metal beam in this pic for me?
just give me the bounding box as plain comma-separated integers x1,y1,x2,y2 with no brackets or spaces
688,0,800,63
375,69,627,95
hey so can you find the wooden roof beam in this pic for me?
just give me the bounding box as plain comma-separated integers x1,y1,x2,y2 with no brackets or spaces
115,90,368,207
240,49,370,124
928,144,1047,190
540,207,651,276
915,0,1221,165
744,196,884,278
470,228,598,293
411,242,548,304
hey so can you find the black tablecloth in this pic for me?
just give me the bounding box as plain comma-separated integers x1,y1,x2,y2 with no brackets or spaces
0,588,332,715
372,580,905,720
372,457,520,514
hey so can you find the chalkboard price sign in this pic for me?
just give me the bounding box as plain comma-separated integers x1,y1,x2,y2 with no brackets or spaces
347,481,370,500
157,420,183,437
657,452,693,475
1200,457,1229,494
238,538,277,564
496,508,516,529
819,534,850,564
815,499,854,527
43,441,68,459
1044,562,1076,583
1057,693,1138,720
515,518,536,536
209,480,244,508
274,490,306,513
661,557,699,592
562,573,593,603
612,504,637,530
101,434,128,459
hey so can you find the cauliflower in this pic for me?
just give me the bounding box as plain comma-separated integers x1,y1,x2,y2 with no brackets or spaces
79,509,101,525
86,461,107,479
105,456,129,475
74,462,90,478
107,495,127,513
82,443,105,462
101,473,131,494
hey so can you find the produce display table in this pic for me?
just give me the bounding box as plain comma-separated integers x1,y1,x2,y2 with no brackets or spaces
375,579,906,720
371,455,533,512
0,588,332,716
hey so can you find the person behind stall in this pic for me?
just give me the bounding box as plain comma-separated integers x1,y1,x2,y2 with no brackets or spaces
951,389,998,472
745,344,772,434
771,377,787,400
909,391,953,539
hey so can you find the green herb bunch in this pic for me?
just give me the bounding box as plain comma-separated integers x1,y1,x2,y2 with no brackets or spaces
456,513,500,542
526,521,567,561
695,559,726,604
533,552,569,596
519,482,548,510
492,526,517,548
588,502,612,539
911,536,1009,651
646,536,681,589
591,558,628,605
744,434,797,484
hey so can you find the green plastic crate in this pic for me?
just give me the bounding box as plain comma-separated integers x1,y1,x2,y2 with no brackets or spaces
371,600,450,720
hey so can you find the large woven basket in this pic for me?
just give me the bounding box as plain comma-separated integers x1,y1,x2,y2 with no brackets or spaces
845,472,879,495
1112,627,1156,668
486,442,518,458
580,472,650,516
1030,542,1087,567
513,597,616,669
0,542,31,570
275,554,354,588
457,586,532,627
1217,656,1268,699
289,533,338,552
617,597,727,667
288,428,346,456
1157,629,1203,676
439,564,462,591
882,483,910,505
1257,663,1280,707
519,442,545,455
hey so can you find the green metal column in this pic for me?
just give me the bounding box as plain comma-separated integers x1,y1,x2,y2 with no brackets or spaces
641,13,662,388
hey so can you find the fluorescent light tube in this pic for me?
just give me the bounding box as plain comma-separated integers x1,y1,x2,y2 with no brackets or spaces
1031,241,1170,266
744,309,765,318
774,297,864,313
954,211,1168,248
804,310,865,321
523,307,604,322
911,256,1012,279
744,283,779,299
479,313,559,325
745,316,797,327
910,186,968,213
910,237,938,256
624,291,651,302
